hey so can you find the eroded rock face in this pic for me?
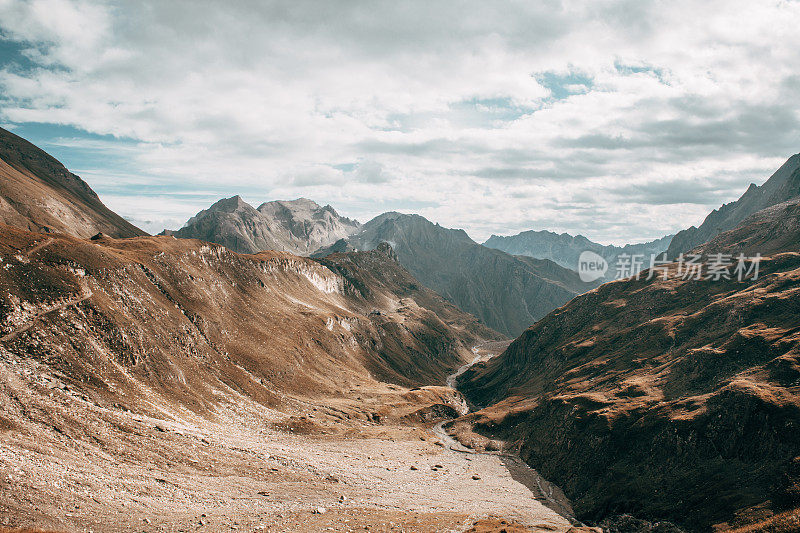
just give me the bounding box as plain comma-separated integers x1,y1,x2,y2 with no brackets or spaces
460,251,800,530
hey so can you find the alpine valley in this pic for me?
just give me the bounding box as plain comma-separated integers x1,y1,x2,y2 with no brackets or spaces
1,126,799,533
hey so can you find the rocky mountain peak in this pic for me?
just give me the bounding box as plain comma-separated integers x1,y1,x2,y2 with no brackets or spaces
317,210,598,336
209,195,253,213
170,196,361,255
257,197,321,214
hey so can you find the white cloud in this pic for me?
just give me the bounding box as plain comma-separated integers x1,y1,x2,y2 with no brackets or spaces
0,0,799,243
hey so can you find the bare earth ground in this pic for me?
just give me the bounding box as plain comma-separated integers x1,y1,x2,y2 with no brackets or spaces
0,343,583,533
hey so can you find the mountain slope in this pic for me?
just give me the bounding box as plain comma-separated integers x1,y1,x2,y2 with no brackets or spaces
484,230,673,276
458,206,800,530
317,243,504,383
316,212,596,337
0,226,495,408
0,134,568,532
168,196,361,255
667,154,800,256
0,127,146,239
694,197,800,257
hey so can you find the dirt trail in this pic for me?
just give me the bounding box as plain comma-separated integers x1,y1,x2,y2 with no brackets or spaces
0,292,93,343
23,238,53,257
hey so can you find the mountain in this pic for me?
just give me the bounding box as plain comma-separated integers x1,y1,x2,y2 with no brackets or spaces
693,196,800,257
456,203,800,530
167,196,361,255
667,154,800,257
0,132,493,395
0,222,531,531
0,226,496,399
484,230,673,276
0,126,146,238
1,133,576,533
315,212,597,337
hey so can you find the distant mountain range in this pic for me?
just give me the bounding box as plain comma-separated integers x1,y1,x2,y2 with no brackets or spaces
484,230,674,277
169,201,599,337
667,153,800,257
162,195,361,256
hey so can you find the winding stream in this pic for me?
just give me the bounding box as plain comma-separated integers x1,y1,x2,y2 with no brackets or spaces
434,342,580,524
445,346,484,391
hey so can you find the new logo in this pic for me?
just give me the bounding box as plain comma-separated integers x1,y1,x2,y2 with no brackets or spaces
578,251,608,282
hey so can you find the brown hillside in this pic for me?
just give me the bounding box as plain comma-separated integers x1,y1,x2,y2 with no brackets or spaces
0,127,146,239
0,225,577,533
0,226,494,413
459,251,800,530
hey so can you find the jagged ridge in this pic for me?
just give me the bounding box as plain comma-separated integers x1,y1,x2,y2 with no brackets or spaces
167,196,361,255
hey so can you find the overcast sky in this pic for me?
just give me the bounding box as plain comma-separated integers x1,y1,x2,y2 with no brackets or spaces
1,0,799,244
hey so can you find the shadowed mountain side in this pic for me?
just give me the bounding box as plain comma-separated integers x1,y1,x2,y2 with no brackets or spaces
315,212,598,337
460,201,800,529
0,127,146,239
458,247,800,530
440,162,799,529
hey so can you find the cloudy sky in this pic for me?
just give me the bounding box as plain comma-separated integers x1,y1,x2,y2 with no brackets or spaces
1,0,799,244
